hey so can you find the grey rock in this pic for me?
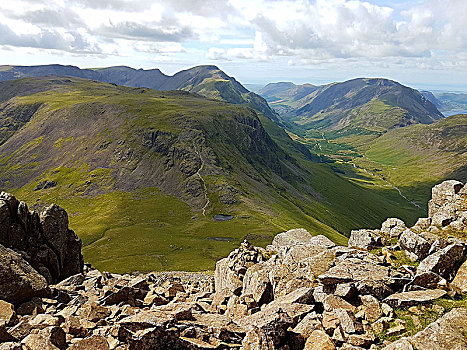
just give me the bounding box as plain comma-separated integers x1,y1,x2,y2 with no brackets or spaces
242,261,273,306
384,289,446,308
348,229,381,250
318,258,390,285
408,307,467,350
381,218,406,237
0,244,49,304
399,229,431,260
417,243,465,280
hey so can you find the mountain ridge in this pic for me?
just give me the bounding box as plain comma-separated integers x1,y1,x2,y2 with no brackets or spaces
0,64,281,123
259,78,443,133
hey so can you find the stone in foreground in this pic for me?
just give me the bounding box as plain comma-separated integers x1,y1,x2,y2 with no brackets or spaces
384,289,447,308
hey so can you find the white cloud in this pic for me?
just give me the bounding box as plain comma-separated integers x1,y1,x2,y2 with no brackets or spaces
206,47,228,60
0,0,466,87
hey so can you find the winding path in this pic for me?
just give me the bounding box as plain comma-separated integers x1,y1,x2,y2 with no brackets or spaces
350,162,421,208
193,143,210,216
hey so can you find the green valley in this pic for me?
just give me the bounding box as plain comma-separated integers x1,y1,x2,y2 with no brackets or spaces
258,80,466,211
0,76,424,273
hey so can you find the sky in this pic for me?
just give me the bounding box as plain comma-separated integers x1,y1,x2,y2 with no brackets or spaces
1,0,466,91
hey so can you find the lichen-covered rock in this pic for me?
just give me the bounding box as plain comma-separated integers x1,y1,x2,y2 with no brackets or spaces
68,335,110,349
40,204,83,281
318,258,390,285
405,272,442,291
269,228,315,248
399,230,431,260
382,338,414,350
242,262,273,305
242,326,275,350
381,218,406,237
384,289,446,308
428,180,465,218
214,240,264,294
0,300,16,326
304,330,335,350
451,259,467,294
22,326,66,350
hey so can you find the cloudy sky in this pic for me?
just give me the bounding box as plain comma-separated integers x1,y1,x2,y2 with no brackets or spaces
1,0,466,91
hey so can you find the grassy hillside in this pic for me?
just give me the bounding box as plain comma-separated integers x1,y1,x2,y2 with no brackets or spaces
257,78,463,211
288,115,466,209
352,114,467,203
0,77,425,273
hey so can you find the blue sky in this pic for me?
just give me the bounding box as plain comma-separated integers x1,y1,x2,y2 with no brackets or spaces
0,0,466,91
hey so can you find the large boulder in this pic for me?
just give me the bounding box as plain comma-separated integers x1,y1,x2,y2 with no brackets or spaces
304,330,335,350
269,228,315,248
40,205,83,280
214,240,264,294
399,230,431,260
269,230,334,252
417,244,465,281
381,218,406,238
384,289,446,308
22,326,66,350
428,180,467,230
318,258,390,285
429,180,464,217
0,244,49,304
348,229,381,250
242,262,273,305
0,193,83,283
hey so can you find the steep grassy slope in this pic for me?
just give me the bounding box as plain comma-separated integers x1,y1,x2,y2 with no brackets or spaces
351,114,467,203
0,64,280,123
0,77,424,273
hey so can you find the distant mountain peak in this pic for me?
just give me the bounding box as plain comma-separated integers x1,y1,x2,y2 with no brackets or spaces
0,63,280,123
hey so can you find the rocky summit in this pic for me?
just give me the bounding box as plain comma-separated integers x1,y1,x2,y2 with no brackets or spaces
0,180,466,349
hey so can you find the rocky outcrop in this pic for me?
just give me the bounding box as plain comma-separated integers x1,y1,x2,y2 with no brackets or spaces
0,180,466,349
0,244,49,304
0,193,83,284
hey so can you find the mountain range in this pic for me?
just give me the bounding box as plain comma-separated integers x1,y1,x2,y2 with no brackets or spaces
0,64,464,273
421,90,467,114
259,78,443,133
0,64,280,123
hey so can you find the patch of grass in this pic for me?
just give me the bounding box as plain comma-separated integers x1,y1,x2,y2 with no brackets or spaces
377,295,467,344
